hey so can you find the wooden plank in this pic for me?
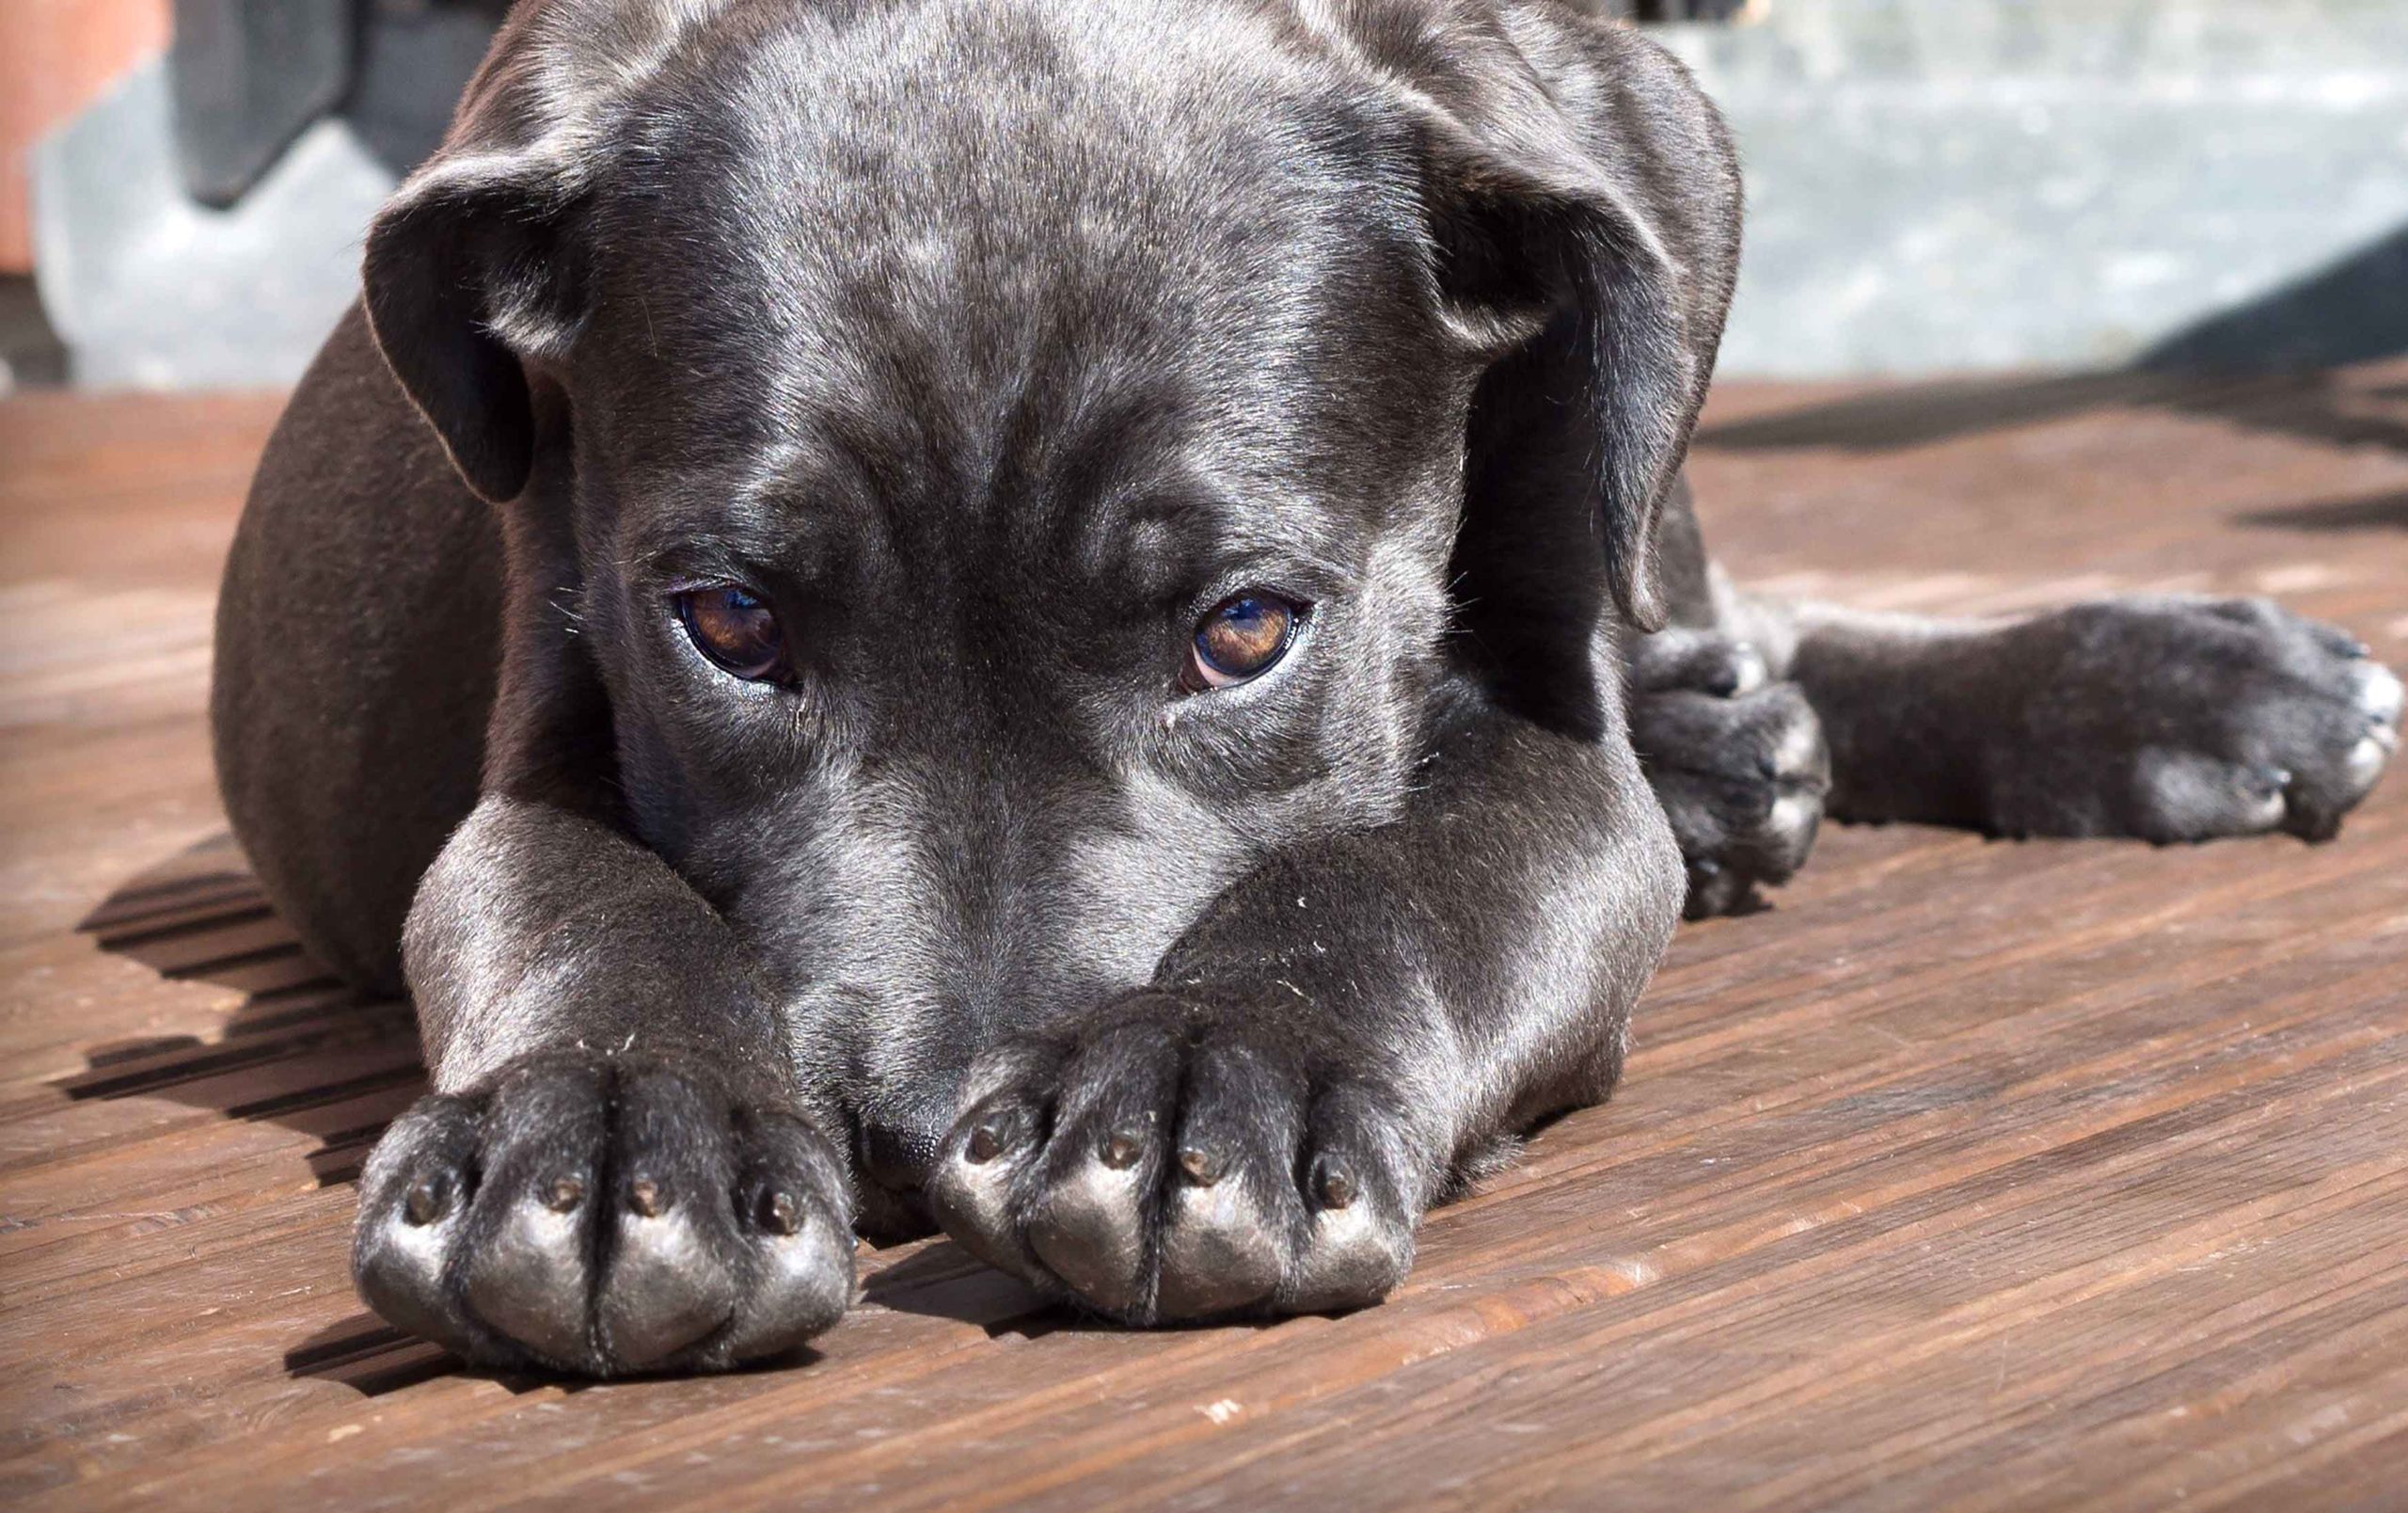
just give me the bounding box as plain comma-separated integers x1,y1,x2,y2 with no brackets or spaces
0,367,2403,1510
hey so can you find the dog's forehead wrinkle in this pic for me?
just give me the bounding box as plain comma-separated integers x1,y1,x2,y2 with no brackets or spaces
552,0,1482,592
610,373,1381,626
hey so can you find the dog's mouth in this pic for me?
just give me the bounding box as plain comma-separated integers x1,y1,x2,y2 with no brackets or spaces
850,1107,956,1240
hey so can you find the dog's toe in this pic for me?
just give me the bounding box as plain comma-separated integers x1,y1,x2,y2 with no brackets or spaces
1149,1039,1304,1319
353,1095,489,1359
594,1068,744,1368
1281,1088,1415,1314
1026,1148,1155,1314
1629,626,1767,697
601,1205,737,1369
719,1113,857,1361
463,1174,597,1367
2355,658,2405,730
1153,1178,1285,1319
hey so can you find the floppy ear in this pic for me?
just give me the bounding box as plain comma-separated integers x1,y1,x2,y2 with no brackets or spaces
357,0,620,505
1414,25,1740,632
362,148,590,505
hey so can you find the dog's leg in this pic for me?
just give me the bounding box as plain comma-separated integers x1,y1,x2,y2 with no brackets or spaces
220,321,843,1375
926,692,1686,1323
348,515,854,1379
1710,586,2402,843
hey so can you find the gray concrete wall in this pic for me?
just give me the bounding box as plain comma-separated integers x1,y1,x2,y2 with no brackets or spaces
34,59,391,390
1654,0,2408,375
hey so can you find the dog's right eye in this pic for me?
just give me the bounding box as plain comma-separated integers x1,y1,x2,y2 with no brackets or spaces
1183,591,1304,693
673,586,785,681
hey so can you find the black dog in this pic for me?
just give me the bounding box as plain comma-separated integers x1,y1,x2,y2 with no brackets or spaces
211,0,2401,1376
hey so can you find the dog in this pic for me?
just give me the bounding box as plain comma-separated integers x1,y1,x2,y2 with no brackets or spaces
210,0,2403,1377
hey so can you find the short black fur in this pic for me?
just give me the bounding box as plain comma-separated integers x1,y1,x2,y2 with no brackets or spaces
211,0,2400,1376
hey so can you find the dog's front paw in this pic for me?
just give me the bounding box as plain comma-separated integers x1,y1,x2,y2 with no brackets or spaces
353,1053,853,1376
926,995,1425,1323
1629,630,1830,917
1996,597,2400,843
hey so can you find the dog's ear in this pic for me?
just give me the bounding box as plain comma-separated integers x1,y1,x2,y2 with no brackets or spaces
364,156,589,505
364,155,588,503
1410,24,1739,631
359,8,614,504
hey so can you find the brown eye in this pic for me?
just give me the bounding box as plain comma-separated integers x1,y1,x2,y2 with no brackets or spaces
1185,591,1302,692
673,585,784,681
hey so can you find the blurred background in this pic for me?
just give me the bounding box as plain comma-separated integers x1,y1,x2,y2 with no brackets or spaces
1,0,2404,393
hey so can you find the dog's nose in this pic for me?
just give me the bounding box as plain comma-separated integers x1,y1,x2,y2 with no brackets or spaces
852,1099,958,1241
856,1076,962,1194
862,1118,945,1192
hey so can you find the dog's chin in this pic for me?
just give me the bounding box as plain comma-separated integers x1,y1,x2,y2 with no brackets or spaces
853,1184,940,1245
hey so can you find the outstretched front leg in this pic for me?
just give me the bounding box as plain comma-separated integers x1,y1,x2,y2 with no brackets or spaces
349,525,856,1378
357,799,858,1376
927,687,1686,1322
1716,590,2402,844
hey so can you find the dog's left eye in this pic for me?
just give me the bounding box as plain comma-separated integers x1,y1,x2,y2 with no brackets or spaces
673,585,785,681
1183,591,1304,692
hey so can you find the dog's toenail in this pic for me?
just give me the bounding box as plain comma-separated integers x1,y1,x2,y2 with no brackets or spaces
1179,1146,1224,1186
1101,1131,1143,1170
545,1175,586,1212
1318,1161,1358,1210
966,1105,1029,1165
2248,766,2291,799
628,1177,664,1218
404,1176,447,1225
759,1188,802,1234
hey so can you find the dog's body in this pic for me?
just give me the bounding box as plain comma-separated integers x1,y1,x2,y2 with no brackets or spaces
213,0,2401,1376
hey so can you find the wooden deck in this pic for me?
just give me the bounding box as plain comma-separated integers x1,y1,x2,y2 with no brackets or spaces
4,365,2406,1510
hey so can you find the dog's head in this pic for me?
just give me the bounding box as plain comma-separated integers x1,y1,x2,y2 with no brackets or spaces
363,0,1735,1171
